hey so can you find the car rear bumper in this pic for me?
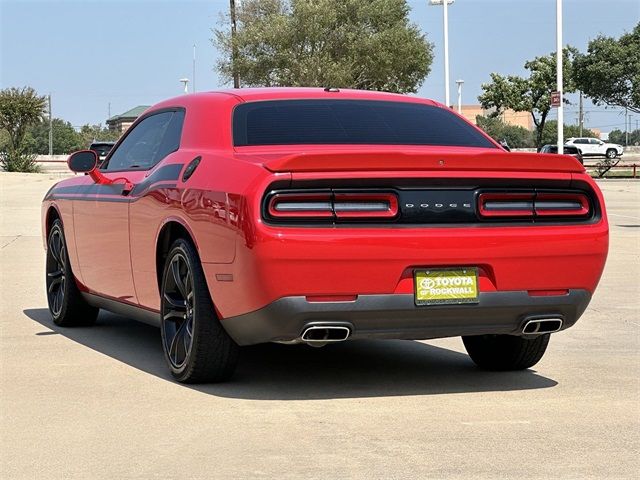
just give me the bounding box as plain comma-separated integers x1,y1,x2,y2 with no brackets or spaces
221,289,592,346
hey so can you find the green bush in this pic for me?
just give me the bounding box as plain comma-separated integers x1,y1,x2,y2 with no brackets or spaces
0,147,40,172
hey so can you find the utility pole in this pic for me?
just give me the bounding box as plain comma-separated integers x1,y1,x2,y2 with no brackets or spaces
193,44,197,93
578,91,584,137
48,93,52,156
556,0,563,154
428,1,454,107
443,0,450,107
625,107,629,146
230,0,240,88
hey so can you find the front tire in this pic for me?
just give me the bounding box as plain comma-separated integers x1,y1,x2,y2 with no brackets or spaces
606,148,617,159
160,238,239,383
462,334,550,371
46,219,98,326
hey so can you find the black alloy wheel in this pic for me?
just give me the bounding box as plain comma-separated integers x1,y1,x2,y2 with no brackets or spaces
160,238,239,383
161,252,195,370
46,226,67,317
45,219,98,326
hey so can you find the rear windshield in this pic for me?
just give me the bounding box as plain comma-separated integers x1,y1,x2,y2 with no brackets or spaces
233,100,496,148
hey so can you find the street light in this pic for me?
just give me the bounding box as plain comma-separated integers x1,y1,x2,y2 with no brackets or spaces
179,78,190,94
455,79,464,114
429,0,455,107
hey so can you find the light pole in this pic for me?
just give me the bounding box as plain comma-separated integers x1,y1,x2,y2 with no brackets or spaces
556,0,563,154
455,79,464,114
179,78,190,94
429,0,455,107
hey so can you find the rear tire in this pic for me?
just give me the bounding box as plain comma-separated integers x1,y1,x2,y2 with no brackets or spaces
46,219,99,327
462,334,550,371
606,148,617,159
160,238,239,383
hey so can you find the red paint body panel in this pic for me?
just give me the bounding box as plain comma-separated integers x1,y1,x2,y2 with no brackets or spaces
41,88,608,335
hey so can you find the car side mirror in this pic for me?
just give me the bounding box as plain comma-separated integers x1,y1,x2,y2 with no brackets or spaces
67,150,112,185
68,150,98,173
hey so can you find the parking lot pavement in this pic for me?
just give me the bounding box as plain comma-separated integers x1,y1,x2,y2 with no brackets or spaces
1,173,638,479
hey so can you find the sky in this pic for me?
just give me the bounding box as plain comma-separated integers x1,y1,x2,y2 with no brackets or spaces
1,0,639,134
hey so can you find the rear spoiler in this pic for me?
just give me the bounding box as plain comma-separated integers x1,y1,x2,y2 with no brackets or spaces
257,150,585,174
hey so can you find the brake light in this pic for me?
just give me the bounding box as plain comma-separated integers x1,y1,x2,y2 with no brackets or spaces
478,193,535,218
266,191,398,221
267,193,333,218
333,193,398,219
478,192,591,219
534,193,590,217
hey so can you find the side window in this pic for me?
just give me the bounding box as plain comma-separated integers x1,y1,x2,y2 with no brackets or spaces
589,139,600,144
575,139,587,144
103,110,184,171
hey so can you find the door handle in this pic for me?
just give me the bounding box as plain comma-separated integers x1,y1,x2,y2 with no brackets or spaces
121,181,134,196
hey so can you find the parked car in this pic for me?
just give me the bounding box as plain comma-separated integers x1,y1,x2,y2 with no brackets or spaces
42,88,609,383
88,141,116,166
539,144,584,164
565,137,623,159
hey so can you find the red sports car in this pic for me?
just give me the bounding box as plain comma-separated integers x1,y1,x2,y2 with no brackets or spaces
42,88,609,383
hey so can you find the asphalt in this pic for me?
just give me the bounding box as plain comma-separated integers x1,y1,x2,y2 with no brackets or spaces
1,173,638,479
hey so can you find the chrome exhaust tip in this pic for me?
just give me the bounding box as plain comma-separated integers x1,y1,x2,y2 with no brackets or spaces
301,325,350,346
522,318,563,335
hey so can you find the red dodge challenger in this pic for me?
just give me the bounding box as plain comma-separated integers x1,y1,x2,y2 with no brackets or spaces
42,88,609,383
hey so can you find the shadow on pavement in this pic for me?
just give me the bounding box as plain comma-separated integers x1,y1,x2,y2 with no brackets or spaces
24,307,557,400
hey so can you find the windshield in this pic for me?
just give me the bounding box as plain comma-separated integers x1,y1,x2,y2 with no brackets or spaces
90,144,114,156
233,100,496,148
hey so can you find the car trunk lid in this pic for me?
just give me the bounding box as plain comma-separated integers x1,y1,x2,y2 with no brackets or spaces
235,147,585,174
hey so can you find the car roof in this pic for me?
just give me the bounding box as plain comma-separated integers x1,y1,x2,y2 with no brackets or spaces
216,87,441,105
151,88,443,111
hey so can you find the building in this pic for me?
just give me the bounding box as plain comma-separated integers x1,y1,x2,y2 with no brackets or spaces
457,104,534,130
106,106,150,133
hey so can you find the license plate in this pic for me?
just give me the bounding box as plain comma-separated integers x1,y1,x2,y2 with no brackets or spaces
414,267,479,306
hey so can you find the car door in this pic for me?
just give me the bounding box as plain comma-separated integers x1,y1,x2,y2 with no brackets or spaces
589,138,603,155
73,110,180,303
573,138,590,155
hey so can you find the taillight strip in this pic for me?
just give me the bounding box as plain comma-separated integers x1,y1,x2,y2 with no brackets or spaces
334,193,398,219
478,193,535,218
268,193,333,218
266,191,399,221
535,193,590,217
478,192,591,219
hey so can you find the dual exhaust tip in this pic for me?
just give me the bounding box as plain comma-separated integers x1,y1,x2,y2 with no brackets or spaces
522,317,563,335
299,318,562,346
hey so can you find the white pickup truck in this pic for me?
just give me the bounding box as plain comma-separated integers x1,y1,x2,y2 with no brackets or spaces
565,137,624,159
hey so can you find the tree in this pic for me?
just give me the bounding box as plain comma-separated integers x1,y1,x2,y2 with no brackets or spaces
574,23,639,114
475,115,534,148
24,118,85,155
0,87,46,171
539,121,598,147
213,0,433,93
77,124,121,146
608,129,640,146
478,48,576,149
